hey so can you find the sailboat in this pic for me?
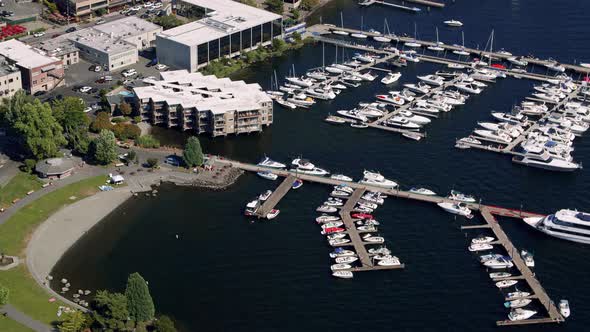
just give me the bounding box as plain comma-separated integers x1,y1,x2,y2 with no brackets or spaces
351,16,368,39
405,23,422,48
427,27,445,52
373,19,392,43
332,12,349,36
453,31,470,56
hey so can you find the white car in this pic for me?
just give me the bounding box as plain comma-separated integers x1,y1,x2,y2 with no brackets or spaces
155,64,168,70
79,86,92,93
104,75,113,81
143,2,153,7
84,107,93,113
122,70,137,78
152,2,162,8
95,19,106,25
131,5,141,11
33,31,45,38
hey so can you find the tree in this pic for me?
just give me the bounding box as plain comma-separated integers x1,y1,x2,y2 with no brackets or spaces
112,123,141,140
90,112,112,133
57,311,87,332
272,38,287,53
52,97,91,155
119,102,132,116
0,283,8,305
292,31,302,43
125,272,155,323
291,8,300,20
301,0,319,10
238,0,257,6
152,15,184,30
126,150,137,164
264,0,283,13
146,158,159,168
23,159,36,173
182,136,204,167
135,135,160,148
95,8,107,16
91,290,129,331
154,315,177,332
92,130,117,165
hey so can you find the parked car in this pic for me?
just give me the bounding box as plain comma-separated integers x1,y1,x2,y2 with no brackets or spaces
89,65,101,72
65,27,77,33
104,75,113,81
90,88,98,94
84,107,93,113
79,86,92,93
155,64,168,71
33,31,45,38
33,91,46,97
122,69,137,78
95,19,106,25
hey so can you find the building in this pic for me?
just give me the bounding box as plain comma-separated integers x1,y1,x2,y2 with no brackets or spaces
284,0,302,10
0,55,22,98
39,17,162,71
157,0,283,72
56,0,128,19
0,40,65,94
35,158,75,179
133,70,273,137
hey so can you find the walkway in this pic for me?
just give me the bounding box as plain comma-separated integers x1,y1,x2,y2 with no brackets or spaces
1,304,52,332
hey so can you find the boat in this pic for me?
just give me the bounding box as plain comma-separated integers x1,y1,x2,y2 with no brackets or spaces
316,205,337,213
292,179,303,189
468,243,493,252
523,209,590,244
373,35,392,43
456,137,482,146
472,236,495,244
337,109,369,122
325,116,347,124
351,122,369,129
258,156,286,169
352,212,374,219
332,270,354,279
397,110,431,125
359,170,398,188
448,190,476,203
368,247,391,255
508,57,528,67
507,291,530,299
381,72,402,84
246,199,259,210
285,76,314,88
545,60,566,73
418,74,445,86
321,222,345,229
329,238,351,246
258,190,272,201
402,132,422,141
437,202,473,217
513,151,580,172
504,299,532,309
483,256,514,269
489,272,511,279
325,66,345,74
257,171,278,180
350,32,367,39
364,236,385,243
357,225,377,232
327,233,347,240
361,193,384,205
508,308,537,321
409,187,436,196
399,53,420,63
332,30,349,36
404,23,422,48
444,19,463,27
377,256,402,266
331,190,351,198
454,82,482,94
559,300,570,318
324,200,343,207
520,249,535,267
330,174,353,182
357,201,378,209
448,63,466,69
473,130,512,144
307,71,328,81
266,209,280,219
275,98,297,109
376,94,405,106
428,27,445,52
316,215,340,223
491,112,527,125
385,116,422,130
330,263,352,271
330,248,356,258
404,83,431,94
335,256,358,264
336,185,354,193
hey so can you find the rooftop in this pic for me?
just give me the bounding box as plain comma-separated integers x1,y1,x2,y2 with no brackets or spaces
35,158,75,176
0,39,61,69
133,70,271,112
158,0,281,46
0,55,20,76
92,16,162,39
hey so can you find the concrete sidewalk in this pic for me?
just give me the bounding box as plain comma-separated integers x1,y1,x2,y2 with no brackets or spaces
1,304,53,332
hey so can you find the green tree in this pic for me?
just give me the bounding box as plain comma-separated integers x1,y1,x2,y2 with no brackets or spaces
152,15,184,29
57,310,87,332
125,272,155,323
126,150,137,164
301,0,319,10
264,0,283,13
112,123,141,140
272,38,287,53
135,135,160,148
91,290,129,331
95,8,107,16
119,102,132,116
90,112,112,133
146,158,159,168
52,97,91,155
292,31,302,43
0,283,8,305
239,0,257,6
92,130,117,165
182,136,204,167
154,315,177,332
23,159,36,173
292,8,300,20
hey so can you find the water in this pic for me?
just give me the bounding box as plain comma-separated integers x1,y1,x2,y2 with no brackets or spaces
52,1,590,331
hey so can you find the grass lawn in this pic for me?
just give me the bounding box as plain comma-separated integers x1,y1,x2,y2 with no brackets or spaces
0,315,34,332
0,175,107,325
0,173,43,210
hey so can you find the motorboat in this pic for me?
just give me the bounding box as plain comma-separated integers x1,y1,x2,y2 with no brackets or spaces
292,158,315,170
292,179,303,189
496,279,519,288
321,221,345,229
258,190,272,201
478,122,523,138
357,201,378,210
381,72,402,84
275,98,297,109
479,254,504,262
404,82,431,94
316,215,341,223
417,74,445,86
399,53,420,63
368,247,391,255
266,209,280,219
491,112,527,125
471,68,500,80
402,132,422,141
385,116,422,130
410,105,439,115
391,89,416,103
359,170,398,188
335,256,358,264
507,57,528,67
333,64,355,72
332,271,354,279
330,248,356,258
520,250,534,268
327,233,347,240
353,53,378,63
468,243,493,252
448,190,476,203
504,299,532,309
357,225,377,232
325,66,345,74
444,19,463,27
508,308,537,321
523,209,590,244
258,156,286,169
483,256,514,269
454,82,482,94
353,206,373,213
356,219,380,226
285,76,314,88
472,236,494,244
331,190,351,198
317,205,337,213
377,256,402,266
437,202,472,217
398,110,431,125
409,187,436,196
337,109,369,122
545,61,565,73
513,151,580,172
351,212,374,219
257,171,278,180
287,96,315,108
559,300,570,318
448,63,466,69
376,94,405,106
453,48,470,56
473,130,512,144
364,236,385,243
329,238,351,246
335,185,354,194
350,32,368,39
456,137,482,146
323,199,343,207
532,92,560,103
246,199,259,210
489,272,511,279
306,71,328,81
330,263,352,271
373,35,392,43
507,291,530,299
331,29,349,36
361,193,385,205
325,116,347,124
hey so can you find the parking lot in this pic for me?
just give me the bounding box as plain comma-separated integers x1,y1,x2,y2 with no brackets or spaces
0,0,44,19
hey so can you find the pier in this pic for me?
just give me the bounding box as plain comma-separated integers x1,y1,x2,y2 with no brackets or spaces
255,175,296,218
359,0,422,12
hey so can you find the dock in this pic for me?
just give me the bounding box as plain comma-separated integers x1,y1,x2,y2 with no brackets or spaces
255,175,296,218
359,0,422,12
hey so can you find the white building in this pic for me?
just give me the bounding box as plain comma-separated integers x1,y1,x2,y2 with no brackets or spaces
157,0,283,72
133,70,273,137
0,55,22,98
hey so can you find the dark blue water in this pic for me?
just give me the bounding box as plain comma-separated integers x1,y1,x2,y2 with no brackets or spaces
52,1,590,331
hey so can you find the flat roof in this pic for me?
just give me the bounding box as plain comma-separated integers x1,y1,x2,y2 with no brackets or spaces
92,16,162,39
158,0,281,47
0,39,60,69
0,55,20,76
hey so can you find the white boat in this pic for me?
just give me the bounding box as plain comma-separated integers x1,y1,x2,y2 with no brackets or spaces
357,225,377,232
453,48,470,56
397,110,431,125
337,109,369,122
266,209,280,219
257,156,286,169
285,76,314,88
448,63,466,69
514,151,580,172
386,116,422,130
448,190,476,203
376,94,405,106
321,222,345,229
508,308,537,321
381,72,402,84
359,170,398,188
291,158,315,170
330,174,353,182
491,112,527,125
325,66,345,74
353,53,377,64
316,215,341,223
456,137,482,146
296,167,330,176
404,83,431,94
331,190,351,198
373,35,392,43
507,291,530,299
351,32,368,39
332,30,349,36
444,19,463,27
496,279,519,289
505,299,532,308
508,57,528,67
523,209,590,244
246,199,259,210
361,194,384,205
472,236,495,244
417,74,445,87
454,82,482,94
332,270,354,279
468,243,493,252
307,71,328,81
480,254,504,262
330,249,356,258
330,263,352,271
258,190,272,201
257,171,278,180
402,132,422,141
405,41,422,48
357,201,377,209
368,247,391,255
409,187,436,196
351,122,368,129
329,238,350,246
377,256,401,266
325,116,346,124
327,233,347,240
559,300,570,318
545,61,565,73
335,256,358,264
317,205,337,213
275,98,297,109
489,272,511,279
335,185,354,194
520,249,535,267
323,200,343,207
483,256,514,269
437,202,472,217
473,130,512,144
364,236,385,244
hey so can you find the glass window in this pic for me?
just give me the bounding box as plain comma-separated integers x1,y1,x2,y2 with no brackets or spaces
208,39,219,62
230,32,240,54
219,36,230,57
262,22,272,43
241,28,252,50
197,43,208,65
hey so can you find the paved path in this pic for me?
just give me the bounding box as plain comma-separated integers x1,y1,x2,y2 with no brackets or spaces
1,304,52,332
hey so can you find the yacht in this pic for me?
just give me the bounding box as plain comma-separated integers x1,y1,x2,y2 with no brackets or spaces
325,66,345,74
532,92,560,103
353,53,378,63
350,32,368,39
377,256,402,266
448,63,466,69
368,247,391,255
508,308,537,321
258,190,272,201
491,112,527,125
523,209,590,244
409,187,436,196
473,130,513,144
483,256,514,269
376,94,405,106
545,61,566,73
496,279,518,288
381,72,402,84
266,209,280,219
361,193,385,205
559,300,570,318
456,137,482,146
285,76,314,88
399,53,420,63
359,170,398,188
454,82,482,94
404,82,431,94
444,19,463,27
478,122,523,137
417,74,445,86
317,205,337,213
329,238,351,246
373,35,392,43
479,254,503,262
331,190,351,198
307,71,328,81
324,116,346,125
331,174,353,182
437,202,472,217
398,110,431,125
520,250,534,267
472,236,495,244
337,109,369,122
330,248,356,258
332,271,354,279
507,291,530,299
331,30,349,36
330,263,352,271
316,215,340,223
257,171,278,180
448,190,476,203
335,256,358,264
468,243,493,252
504,299,532,309
410,105,439,115
489,272,511,279
357,225,377,232
364,236,385,244
513,151,580,172
402,132,422,141
291,158,315,170
275,98,297,109
507,57,528,67
257,156,286,169
335,184,354,193
385,116,422,130
327,232,347,240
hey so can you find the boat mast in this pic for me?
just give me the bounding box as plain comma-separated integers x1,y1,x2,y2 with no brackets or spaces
489,29,494,66
361,15,364,33
322,42,325,69
436,27,439,44
340,11,344,29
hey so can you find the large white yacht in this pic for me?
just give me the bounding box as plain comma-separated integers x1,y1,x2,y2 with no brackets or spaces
523,209,590,244
257,156,286,169
359,170,398,189
513,151,581,172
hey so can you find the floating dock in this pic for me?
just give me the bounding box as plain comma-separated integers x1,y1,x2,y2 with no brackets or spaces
359,0,422,12
255,175,296,218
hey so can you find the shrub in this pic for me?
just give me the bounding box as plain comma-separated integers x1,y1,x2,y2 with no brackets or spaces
0,283,8,305
90,112,112,133
112,123,141,140
135,135,160,148
23,159,37,173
